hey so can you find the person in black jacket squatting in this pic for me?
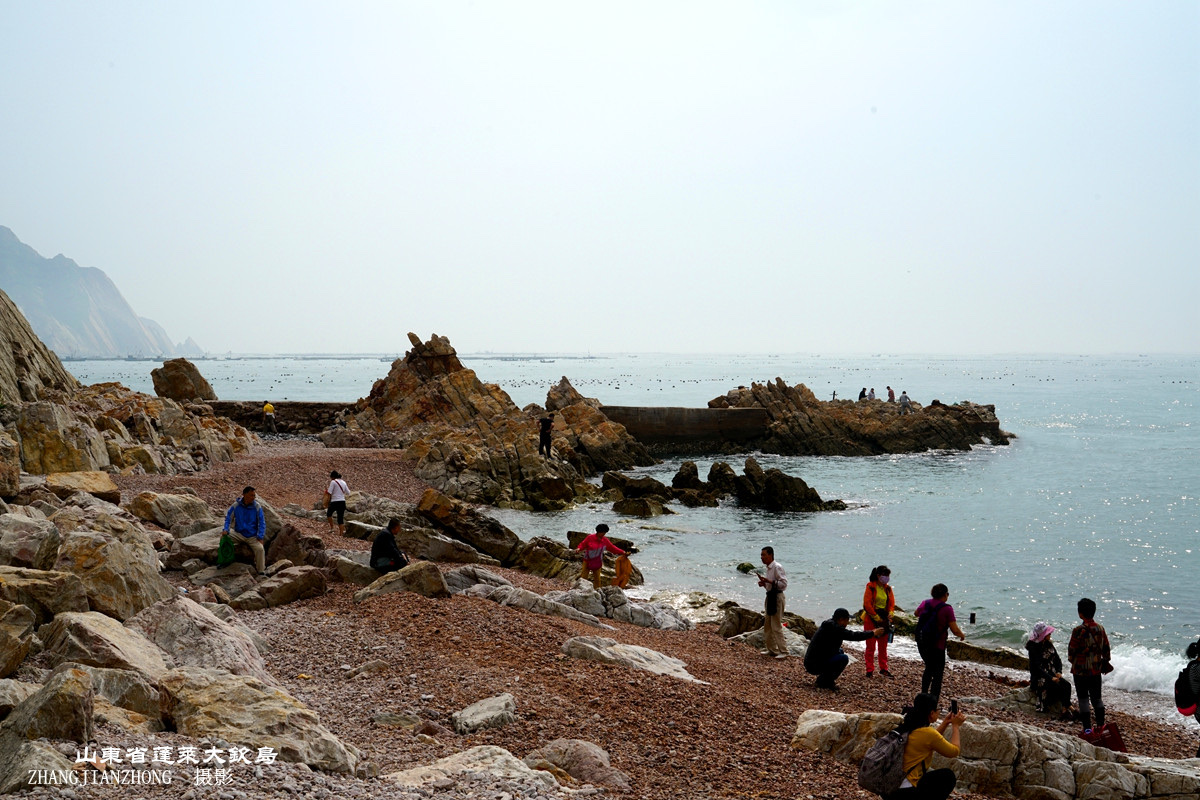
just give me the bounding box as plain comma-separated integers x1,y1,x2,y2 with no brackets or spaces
804,607,885,690
371,518,411,574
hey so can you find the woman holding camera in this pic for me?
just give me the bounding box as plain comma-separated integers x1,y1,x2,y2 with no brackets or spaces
887,692,965,800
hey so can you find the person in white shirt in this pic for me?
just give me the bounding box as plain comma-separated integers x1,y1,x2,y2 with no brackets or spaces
758,546,789,659
325,470,350,536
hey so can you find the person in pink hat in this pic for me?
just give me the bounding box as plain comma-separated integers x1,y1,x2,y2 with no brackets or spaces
1025,621,1073,716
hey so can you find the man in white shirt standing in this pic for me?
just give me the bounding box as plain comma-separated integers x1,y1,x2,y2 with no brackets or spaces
758,546,789,659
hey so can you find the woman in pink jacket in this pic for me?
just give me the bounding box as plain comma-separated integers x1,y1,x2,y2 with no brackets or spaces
577,523,625,590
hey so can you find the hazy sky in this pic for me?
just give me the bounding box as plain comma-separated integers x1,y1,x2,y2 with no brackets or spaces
1,2,1196,354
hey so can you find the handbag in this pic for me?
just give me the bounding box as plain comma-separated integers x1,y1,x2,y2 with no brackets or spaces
322,490,331,509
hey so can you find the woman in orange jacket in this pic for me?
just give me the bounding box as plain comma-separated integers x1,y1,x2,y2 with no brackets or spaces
863,564,896,677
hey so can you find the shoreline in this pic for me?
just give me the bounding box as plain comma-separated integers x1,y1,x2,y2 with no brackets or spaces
99,440,1200,798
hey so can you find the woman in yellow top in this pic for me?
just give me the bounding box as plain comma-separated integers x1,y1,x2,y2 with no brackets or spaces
888,692,964,800
863,565,896,677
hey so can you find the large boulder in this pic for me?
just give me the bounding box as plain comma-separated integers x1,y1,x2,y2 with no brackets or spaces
0,433,19,499
186,562,260,599
467,584,609,629
728,626,810,658
524,739,632,793
243,565,326,608
443,564,513,595
0,600,35,678
158,667,361,774
125,491,217,529
0,288,81,404
0,735,74,794
451,692,517,734
0,513,61,570
1,666,93,743
48,662,160,721
416,488,523,564
39,611,171,682
16,401,110,474
0,567,89,624
561,636,706,683
790,710,1199,800
125,595,272,683
383,745,559,790
53,530,176,620
353,561,450,603
151,358,217,402
0,679,39,719
44,471,121,504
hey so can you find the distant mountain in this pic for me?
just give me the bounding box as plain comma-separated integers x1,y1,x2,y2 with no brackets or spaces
0,226,201,358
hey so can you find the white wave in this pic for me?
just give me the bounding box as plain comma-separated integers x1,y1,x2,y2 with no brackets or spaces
1104,643,1187,695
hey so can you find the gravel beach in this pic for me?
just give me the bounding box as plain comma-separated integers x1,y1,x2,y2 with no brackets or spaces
47,439,1192,800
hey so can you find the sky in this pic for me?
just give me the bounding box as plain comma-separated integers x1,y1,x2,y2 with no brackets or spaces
1,1,1197,355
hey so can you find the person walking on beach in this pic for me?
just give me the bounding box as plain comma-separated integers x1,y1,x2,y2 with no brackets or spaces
1025,622,1072,716
758,546,788,659
915,584,965,704
325,471,350,537
223,486,266,575
1068,597,1113,732
263,400,277,433
899,391,912,415
577,524,625,590
886,692,966,800
370,517,410,574
887,386,895,403
537,414,554,458
1184,639,1200,757
805,607,884,689
863,565,896,678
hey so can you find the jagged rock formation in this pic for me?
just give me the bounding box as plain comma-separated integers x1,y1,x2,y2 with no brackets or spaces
601,457,846,513
0,290,251,488
0,226,193,358
709,380,1013,455
321,333,653,508
151,358,217,401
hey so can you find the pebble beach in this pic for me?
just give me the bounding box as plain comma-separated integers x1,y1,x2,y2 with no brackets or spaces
36,438,1184,800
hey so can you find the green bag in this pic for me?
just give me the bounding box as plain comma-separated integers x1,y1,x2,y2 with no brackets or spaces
216,533,236,568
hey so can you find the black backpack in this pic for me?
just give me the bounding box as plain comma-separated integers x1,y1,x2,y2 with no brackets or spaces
1175,663,1197,716
914,601,947,647
858,728,910,796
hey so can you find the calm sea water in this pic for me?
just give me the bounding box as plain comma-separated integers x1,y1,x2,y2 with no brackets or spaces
68,353,1200,695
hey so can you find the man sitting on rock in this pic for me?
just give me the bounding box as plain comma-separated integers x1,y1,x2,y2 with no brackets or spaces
370,517,410,574
223,486,266,575
804,607,885,691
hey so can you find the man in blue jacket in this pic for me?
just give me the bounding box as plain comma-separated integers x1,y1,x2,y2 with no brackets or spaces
224,486,266,574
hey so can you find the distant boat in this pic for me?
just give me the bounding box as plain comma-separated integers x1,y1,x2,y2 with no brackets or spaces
539,359,555,363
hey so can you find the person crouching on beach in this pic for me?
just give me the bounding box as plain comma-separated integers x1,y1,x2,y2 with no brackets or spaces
863,565,896,678
1068,597,1113,732
758,546,788,659
804,607,885,689
370,518,410,574
223,486,266,575
886,692,965,800
1025,621,1072,716
577,524,625,590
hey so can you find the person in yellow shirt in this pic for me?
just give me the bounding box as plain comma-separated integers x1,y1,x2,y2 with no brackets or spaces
262,401,277,433
888,692,964,800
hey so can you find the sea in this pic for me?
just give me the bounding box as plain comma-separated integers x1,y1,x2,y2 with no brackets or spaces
68,353,1199,707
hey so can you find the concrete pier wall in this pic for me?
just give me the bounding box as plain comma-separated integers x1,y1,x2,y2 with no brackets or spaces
600,406,768,448
209,401,352,435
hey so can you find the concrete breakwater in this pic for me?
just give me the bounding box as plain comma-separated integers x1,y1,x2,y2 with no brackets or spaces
599,406,769,455
209,401,351,435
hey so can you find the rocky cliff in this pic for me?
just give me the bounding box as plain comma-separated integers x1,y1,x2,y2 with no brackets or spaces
0,290,251,494
0,226,195,358
709,380,1012,455
321,333,653,509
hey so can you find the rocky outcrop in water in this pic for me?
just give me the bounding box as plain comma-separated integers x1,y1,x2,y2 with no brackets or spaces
151,358,217,402
709,380,1012,455
321,333,653,508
